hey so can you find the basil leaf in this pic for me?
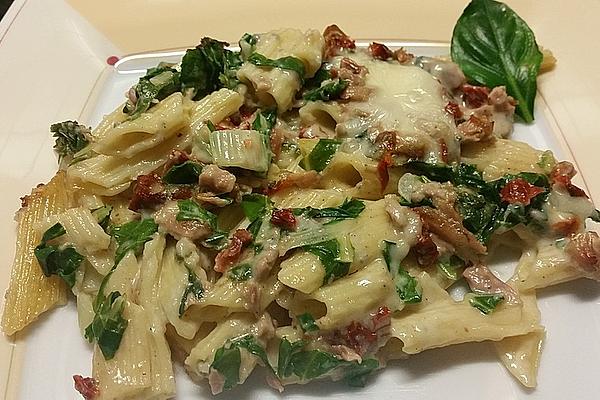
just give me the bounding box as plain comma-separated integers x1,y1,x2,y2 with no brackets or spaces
303,79,348,102
247,53,306,82
298,313,319,332
210,346,241,391
163,161,202,184
304,239,350,284
469,293,504,314
228,263,253,282
179,267,204,316
111,218,158,264
84,291,128,360
50,120,90,163
252,109,277,136
176,199,217,229
395,268,422,304
342,358,379,387
451,0,543,122
294,198,365,222
34,223,84,287
302,139,341,172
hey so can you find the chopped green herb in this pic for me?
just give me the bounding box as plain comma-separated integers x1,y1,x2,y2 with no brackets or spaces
382,241,421,304
247,53,306,82
228,263,253,282
124,64,181,119
179,267,204,316
84,291,128,360
302,139,341,172
50,120,90,163
469,293,504,314
202,231,229,250
91,205,112,232
176,199,217,229
210,345,241,391
111,218,158,264
298,313,319,332
163,161,202,184
241,194,272,222
342,358,379,387
231,335,272,371
34,222,84,288
277,338,306,378
437,255,465,281
252,109,277,136
451,0,542,122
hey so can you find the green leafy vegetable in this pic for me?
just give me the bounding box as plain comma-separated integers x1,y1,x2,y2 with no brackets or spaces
91,205,112,232
50,120,90,163
210,345,242,391
469,293,504,314
451,0,543,122
252,109,277,136
34,223,84,287
209,129,271,173
124,63,181,119
228,263,253,282
179,267,204,316
163,161,202,184
241,194,272,222
437,255,465,281
302,139,341,172
202,231,229,250
382,241,422,304
176,199,217,228
304,239,350,284
298,313,319,332
231,335,272,371
247,53,306,82
294,198,365,223
303,79,348,101
276,338,378,386
111,218,158,264
180,38,241,100
84,291,128,360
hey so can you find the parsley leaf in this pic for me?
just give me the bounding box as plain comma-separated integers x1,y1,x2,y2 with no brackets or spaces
50,120,90,163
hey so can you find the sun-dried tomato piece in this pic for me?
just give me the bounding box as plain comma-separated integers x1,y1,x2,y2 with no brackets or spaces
129,173,166,211
461,83,490,108
370,306,391,330
549,161,588,198
270,209,297,231
438,139,449,163
73,375,99,400
377,152,393,192
344,321,378,354
444,101,463,123
500,178,545,205
368,42,394,60
214,229,253,273
414,230,439,266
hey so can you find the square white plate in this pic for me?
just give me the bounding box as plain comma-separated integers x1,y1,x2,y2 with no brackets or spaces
11,43,600,400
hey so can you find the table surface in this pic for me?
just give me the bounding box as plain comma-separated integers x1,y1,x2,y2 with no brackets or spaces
1,0,599,398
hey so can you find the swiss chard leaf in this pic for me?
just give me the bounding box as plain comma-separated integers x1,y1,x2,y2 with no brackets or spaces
232,335,272,371
304,239,350,284
163,161,202,184
437,255,465,281
303,79,348,101
34,223,84,287
241,194,272,222
394,268,422,304
219,50,244,90
289,349,341,380
228,263,253,282
247,53,306,82
451,0,543,122
111,218,158,264
84,291,128,360
302,139,341,172
342,358,379,387
469,293,504,314
294,198,365,223
124,64,181,119
50,120,90,163
179,267,204,316
298,313,319,332
176,199,217,229
91,205,112,232
277,338,306,378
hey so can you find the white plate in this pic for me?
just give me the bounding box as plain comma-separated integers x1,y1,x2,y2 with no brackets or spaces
12,43,600,400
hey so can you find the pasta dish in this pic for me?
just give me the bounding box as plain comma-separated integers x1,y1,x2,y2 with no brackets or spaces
2,4,599,399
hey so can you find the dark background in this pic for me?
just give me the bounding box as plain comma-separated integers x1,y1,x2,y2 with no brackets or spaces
1,0,14,21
